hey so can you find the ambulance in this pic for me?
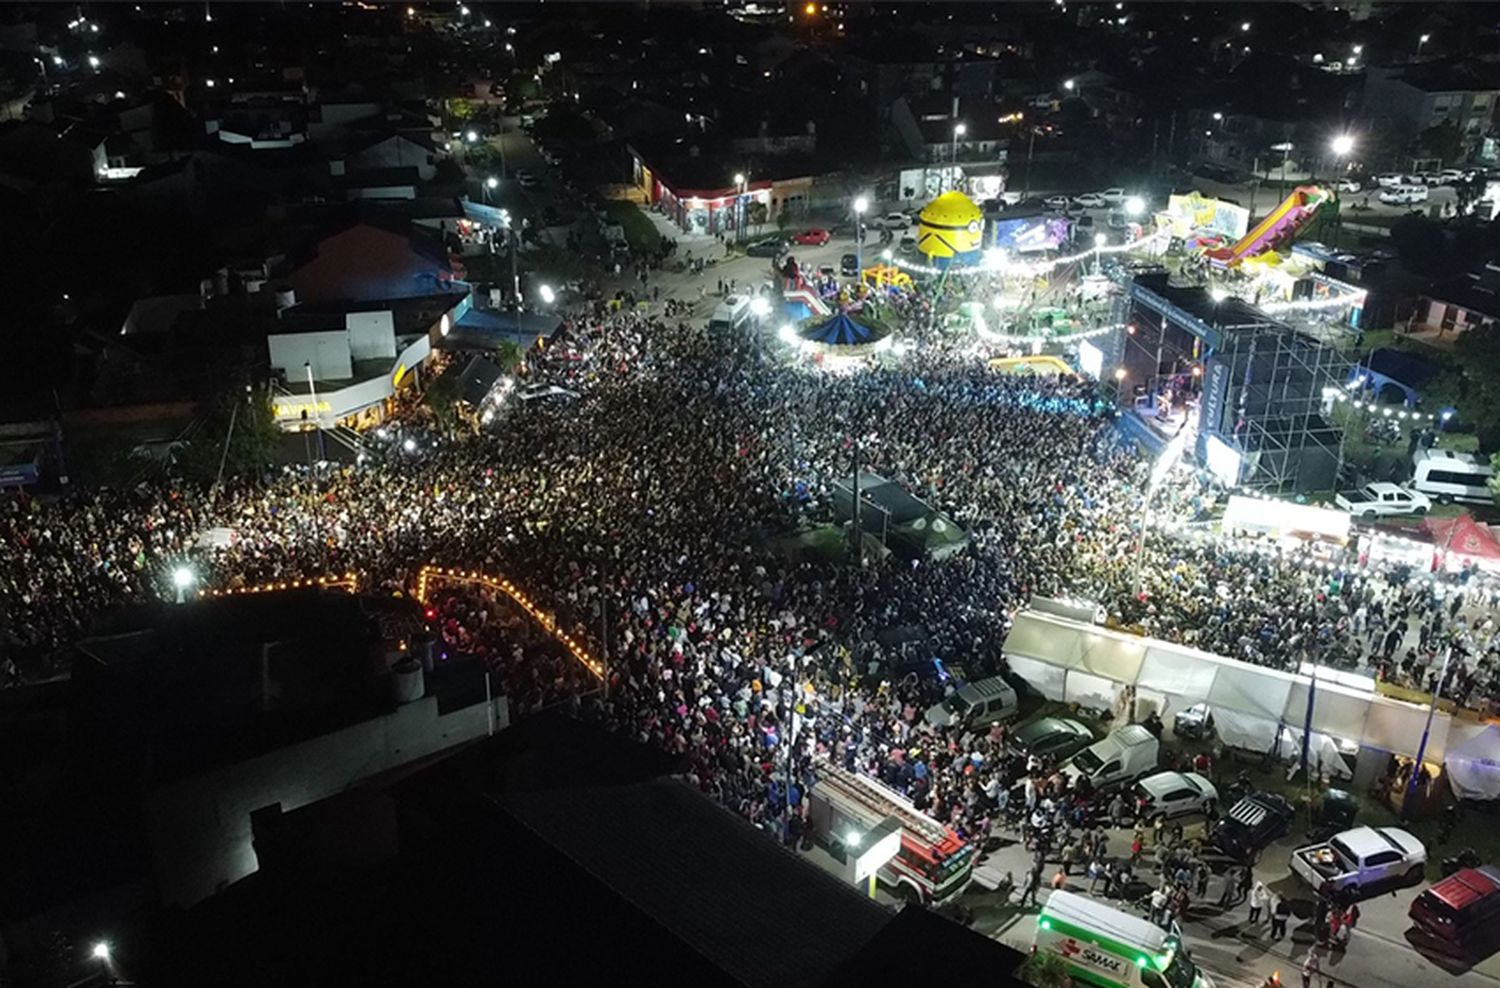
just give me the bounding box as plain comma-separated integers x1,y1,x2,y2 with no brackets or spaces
1034,891,1215,988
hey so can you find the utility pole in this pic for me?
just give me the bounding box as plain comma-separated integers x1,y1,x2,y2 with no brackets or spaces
849,437,862,566
1404,646,1454,819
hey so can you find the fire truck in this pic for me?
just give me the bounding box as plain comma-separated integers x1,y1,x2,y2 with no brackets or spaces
807,757,975,904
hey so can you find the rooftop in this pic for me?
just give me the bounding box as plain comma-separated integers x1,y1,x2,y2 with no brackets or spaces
73,591,425,790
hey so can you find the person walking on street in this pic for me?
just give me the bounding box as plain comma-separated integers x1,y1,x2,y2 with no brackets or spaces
1249,880,1270,925
1019,863,1043,908
1271,893,1291,940
1236,863,1253,906
1301,950,1320,988
1109,791,1126,827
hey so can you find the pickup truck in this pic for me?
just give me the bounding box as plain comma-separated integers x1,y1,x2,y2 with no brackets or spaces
1334,481,1431,518
1290,826,1426,897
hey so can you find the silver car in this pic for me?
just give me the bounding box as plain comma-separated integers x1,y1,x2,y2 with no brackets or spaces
1133,771,1218,825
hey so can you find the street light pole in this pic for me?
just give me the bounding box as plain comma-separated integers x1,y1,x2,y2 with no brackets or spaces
1417,33,1430,59
304,361,325,461
1023,124,1038,201
501,208,520,309
734,172,747,243
853,196,868,275
1404,646,1454,819
1277,141,1293,203
950,122,966,193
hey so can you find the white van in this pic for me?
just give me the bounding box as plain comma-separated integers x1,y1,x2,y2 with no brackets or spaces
1379,184,1429,206
1036,890,1216,988
1412,448,1494,505
708,294,754,332
923,676,1019,730
1061,724,1159,792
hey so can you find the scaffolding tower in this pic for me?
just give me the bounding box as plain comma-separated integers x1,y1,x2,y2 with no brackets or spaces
1204,322,1352,494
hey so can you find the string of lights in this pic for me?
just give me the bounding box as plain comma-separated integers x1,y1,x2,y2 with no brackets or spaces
198,573,359,598
414,565,605,680
974,319,1124,347
1321,386,1440,422
887,228,1169,279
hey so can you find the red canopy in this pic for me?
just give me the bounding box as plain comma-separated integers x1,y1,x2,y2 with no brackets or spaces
1423,514,1500,561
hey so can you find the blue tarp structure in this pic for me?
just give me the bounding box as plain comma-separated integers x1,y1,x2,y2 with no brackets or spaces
798,311,889,348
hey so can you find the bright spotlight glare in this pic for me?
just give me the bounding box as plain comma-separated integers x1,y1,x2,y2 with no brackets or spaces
749,297,771,317
172,567,194,590
92,943,110,961
539,284,556,304
778,324,798,345
1124,196,1145,216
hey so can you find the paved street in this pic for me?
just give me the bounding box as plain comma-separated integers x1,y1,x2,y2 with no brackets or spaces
947,820,1500,988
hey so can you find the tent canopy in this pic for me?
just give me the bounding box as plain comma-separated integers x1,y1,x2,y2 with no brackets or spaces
1001,611,1465,769
1424,514,1500,561
799,312,890,348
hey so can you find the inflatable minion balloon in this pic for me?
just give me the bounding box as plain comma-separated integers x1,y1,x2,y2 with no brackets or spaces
917,191,985,269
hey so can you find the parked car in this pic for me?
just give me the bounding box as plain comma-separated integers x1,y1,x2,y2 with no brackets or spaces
1376,172,1405,188
1412,448,1494,505
1334,481,1432,518
872,212,910,230
1043,195,1072,211
840,253,860,276
1072,192,1107,209
1062,724,1160,792
744,238,788,258
1379,185,1430,205
1097,187,1126,204
793,228,831,246
1007,717,1094,763
516,169,539,188
1291,826,1427,898
1133,771,1219,824
1409,865,1500,958
1173,702,1214,740
924,676,1019,731
1210,791,1295,863
1336,178,1362,193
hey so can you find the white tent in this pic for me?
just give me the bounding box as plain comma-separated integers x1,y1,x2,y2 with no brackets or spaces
1001,610,1475,777
1446,723,1500,801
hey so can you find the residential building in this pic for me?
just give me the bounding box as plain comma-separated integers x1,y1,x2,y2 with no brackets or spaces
1406,261,1500,341
1364,61,1500,163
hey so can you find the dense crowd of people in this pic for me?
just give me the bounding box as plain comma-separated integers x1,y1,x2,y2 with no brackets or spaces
2,290,1498,853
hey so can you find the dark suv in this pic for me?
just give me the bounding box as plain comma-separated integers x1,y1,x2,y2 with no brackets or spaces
1007,717,1093,764
1210,792,1295,863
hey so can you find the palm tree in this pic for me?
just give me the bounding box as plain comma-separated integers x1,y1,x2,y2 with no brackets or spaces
1020,950,1073,988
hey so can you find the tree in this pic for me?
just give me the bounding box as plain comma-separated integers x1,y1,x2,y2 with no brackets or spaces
1456,174,1487,216
506,72,541,102
493,339,526,374
447,97,474,121
1388,214,1448,276
1419,120,1465,166
1020,950,1073,988
747,201,769,235
1436,324,1500,451
178,386,282,483
1488,452,1500,501
423,370,464,437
